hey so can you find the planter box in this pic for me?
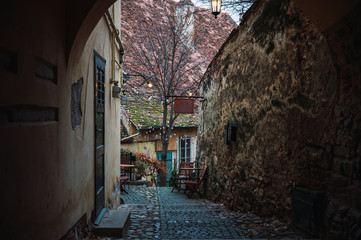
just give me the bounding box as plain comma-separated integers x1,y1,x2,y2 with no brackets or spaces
292,187,326,238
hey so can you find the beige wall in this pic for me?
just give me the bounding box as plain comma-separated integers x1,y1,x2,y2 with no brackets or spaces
0,1,121,239
66,0,122,219
122,141,157,159
122,127,197,163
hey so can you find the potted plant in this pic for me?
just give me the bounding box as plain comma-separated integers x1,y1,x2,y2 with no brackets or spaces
134,161,147,180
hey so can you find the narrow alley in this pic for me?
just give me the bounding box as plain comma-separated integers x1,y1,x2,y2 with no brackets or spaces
2,0,361,239
100,186,302,239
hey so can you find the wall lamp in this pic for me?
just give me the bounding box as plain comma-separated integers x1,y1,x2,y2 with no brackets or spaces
123,73,154,88
211,0,222,18
139,74,155,88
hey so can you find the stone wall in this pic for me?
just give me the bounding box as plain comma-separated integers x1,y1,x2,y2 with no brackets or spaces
198,0,361,238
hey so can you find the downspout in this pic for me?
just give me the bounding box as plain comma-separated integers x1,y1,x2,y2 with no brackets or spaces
121,133,140,142
112,6,116,87
104,8,125,89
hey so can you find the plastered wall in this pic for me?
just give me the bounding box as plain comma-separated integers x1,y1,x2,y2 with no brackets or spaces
0,1,121,239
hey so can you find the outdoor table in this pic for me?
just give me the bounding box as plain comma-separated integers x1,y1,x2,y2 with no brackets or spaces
121,164,135,181
120,164,135,168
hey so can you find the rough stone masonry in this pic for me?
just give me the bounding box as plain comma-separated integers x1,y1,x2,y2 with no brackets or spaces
198,0,361,239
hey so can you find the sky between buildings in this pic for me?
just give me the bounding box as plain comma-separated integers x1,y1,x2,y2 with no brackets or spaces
174,0,241,24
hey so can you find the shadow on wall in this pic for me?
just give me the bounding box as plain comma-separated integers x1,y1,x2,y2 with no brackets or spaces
198,0,361,238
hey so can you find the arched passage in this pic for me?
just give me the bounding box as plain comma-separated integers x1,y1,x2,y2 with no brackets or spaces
66,0,116,64
0,0,123,239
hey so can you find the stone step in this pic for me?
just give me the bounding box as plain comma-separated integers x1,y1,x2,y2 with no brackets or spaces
94,210,131,238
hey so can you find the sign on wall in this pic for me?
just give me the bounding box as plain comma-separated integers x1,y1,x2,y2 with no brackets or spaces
174,98,194,114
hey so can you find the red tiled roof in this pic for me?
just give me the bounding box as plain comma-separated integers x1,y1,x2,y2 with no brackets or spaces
123,97,198,129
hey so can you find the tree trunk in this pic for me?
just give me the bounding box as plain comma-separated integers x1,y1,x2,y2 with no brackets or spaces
159,100,169,186
160,138,169,186
159,98,177,186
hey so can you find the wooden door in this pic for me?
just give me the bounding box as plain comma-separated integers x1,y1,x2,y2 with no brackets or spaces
157,152,173,185
94,51,106,220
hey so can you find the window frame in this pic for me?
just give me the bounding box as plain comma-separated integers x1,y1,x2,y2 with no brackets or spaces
179,137,191,162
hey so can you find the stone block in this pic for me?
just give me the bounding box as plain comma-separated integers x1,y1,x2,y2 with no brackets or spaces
94,210,131,238
342,160,354,177
349,185,361,209
347,208,361,223
350,225,361,240
326,175,349,188
35,56,57,84
314,148,332,170
334,146,351,158
333,157,345,174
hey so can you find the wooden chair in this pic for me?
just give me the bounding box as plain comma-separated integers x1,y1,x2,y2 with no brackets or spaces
184,165,207,198
171,161,194,192
120,176,129,194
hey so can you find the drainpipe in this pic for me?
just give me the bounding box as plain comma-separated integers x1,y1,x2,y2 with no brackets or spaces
121,133,140,142
104,7,125,94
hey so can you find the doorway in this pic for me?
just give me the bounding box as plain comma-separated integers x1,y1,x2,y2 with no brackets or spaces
94,50,106,220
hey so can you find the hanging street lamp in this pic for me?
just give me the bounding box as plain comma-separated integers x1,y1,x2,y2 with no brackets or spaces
211,0,222,18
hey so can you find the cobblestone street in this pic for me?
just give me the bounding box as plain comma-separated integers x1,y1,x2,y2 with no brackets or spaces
99,185,302,239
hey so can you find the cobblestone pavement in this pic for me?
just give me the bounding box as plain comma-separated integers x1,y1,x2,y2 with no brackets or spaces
101,185,302,239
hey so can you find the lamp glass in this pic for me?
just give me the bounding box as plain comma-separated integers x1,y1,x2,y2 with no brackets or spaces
211,0,222,17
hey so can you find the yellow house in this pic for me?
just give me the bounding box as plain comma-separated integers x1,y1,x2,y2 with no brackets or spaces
121,98,198,184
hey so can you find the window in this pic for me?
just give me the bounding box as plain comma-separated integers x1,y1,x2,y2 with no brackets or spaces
179,137,191,162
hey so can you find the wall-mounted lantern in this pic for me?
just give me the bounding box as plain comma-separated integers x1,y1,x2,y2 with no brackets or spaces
211,0,222,18
112,81,121,98
139,74,154,88
123,73,154,88
224,122,237,145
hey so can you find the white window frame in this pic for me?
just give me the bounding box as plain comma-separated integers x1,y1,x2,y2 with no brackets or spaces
179,137,191,162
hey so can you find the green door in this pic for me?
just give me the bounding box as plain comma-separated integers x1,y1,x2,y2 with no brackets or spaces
157,152,172,186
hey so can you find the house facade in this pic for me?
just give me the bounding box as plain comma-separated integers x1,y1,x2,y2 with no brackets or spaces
121,99,198,184
0,1,124,239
